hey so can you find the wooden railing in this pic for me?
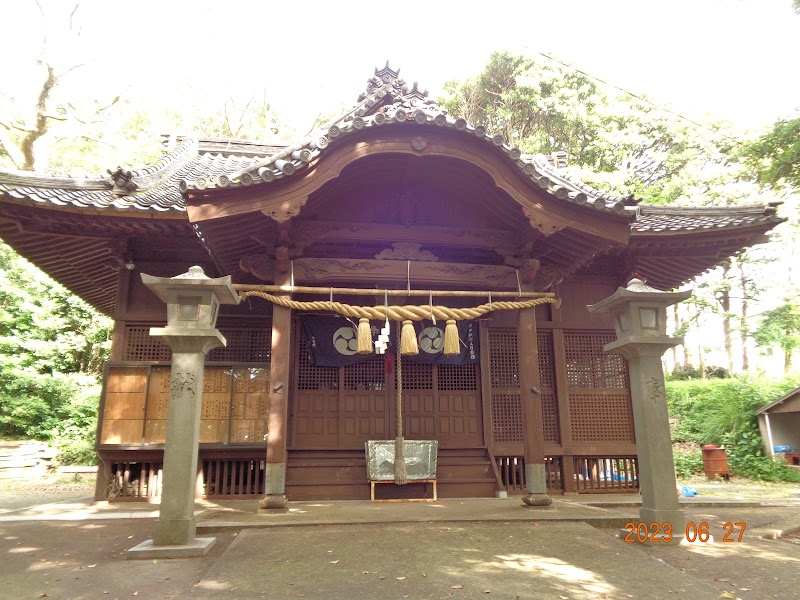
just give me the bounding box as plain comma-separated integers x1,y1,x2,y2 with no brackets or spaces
494,455,563,493
105,460,162,500
106,456,267,501
572,456,638,493
201,458,265,498
494,455,638,494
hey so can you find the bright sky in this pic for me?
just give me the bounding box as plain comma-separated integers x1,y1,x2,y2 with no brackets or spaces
2,0,799,136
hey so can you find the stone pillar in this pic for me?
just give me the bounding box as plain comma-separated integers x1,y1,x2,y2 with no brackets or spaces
517,261,552,507
127,266,240,559
260,262,292,510
588,279,691,542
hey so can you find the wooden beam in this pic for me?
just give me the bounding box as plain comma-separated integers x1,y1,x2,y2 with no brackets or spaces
234,283,555,299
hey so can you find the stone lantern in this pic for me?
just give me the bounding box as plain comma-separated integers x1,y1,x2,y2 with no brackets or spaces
127,266,240,559
588,279,691,543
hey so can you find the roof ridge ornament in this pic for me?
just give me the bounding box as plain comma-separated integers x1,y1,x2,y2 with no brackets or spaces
106,166,138,196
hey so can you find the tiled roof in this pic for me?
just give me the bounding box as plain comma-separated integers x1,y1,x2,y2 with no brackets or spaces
632,203,783,234
0,64,784,238
0,138,281,213
176,64,638,219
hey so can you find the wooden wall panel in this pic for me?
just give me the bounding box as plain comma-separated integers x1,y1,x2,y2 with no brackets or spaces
100,419,143,445
554,277,617,329
292,393,339,447
101,367,147,443
340,392,388,447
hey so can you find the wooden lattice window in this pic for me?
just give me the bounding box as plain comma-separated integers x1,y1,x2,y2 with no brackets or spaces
489,330,522,444
438,363,477,391
538,331,560,444
399,361,433,390
296,328,339,390
569,394,635,442
344,355,385,391
124,327,171,362
564,331,634,443
564,332,627,388
491,393,523,443
123,321,271,363
489,331,519,389
209,327,271,363
489,329,560,445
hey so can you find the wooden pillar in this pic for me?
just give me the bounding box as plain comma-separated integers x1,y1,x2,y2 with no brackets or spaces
552,329,576,493
259,256,292,510
516,260,552,507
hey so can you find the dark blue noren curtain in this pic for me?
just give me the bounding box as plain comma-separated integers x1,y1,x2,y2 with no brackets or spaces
300,315,479,367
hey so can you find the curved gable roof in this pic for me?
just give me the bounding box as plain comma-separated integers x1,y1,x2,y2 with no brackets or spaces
180,64,639,224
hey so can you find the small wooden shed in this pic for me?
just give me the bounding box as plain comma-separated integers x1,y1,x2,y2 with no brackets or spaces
756,387,800,464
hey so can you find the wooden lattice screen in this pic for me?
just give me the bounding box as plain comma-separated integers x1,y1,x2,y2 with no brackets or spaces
123,321,271,363
488,329,559,446
564,331,634,443
488,330,522,444
537,331,559,443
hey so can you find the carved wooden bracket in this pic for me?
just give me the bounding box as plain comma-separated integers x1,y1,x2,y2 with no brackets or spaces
518,259,541,284
260,196,308,222
375,242,438,262
533,265,564,290
240,254,275,281
523,207,563,236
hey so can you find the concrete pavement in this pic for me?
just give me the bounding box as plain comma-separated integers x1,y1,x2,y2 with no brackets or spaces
0,494,798,599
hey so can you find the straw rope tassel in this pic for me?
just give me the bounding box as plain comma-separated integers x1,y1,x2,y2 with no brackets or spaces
394,321,407,485
443,319,459,356
400,319,419,356
356,317,373,354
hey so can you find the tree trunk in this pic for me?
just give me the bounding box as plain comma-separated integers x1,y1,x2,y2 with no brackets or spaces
719,263,733,374
785,347,793,374
698,341,705,378
741,294,749,373
19,64,58,171
670,304,679,370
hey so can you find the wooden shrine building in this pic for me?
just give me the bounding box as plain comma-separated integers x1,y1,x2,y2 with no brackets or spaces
0,65,783,502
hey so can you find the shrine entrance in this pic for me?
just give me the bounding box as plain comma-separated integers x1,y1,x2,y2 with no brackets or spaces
290,324,483,451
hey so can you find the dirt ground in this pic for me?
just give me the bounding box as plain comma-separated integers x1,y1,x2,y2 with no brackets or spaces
0,474,95,513
1,474,799,600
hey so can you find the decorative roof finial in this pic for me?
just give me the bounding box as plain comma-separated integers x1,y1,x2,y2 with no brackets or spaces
106,166,138,196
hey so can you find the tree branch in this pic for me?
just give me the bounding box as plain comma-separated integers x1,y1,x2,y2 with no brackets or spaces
0,127,25,169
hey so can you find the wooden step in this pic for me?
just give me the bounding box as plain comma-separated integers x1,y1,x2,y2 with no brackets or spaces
285,447,498,500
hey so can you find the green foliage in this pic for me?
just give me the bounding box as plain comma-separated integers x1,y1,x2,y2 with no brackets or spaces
0,241,111,375
667,376,800,482
51,390,99,466
440,51,736,206
0,240,109,463
667,376,799,445
0,366,90,439
753,302,800,372
668,365,730,380
673,448,704,478
723,426,800,482
740,116,800,190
